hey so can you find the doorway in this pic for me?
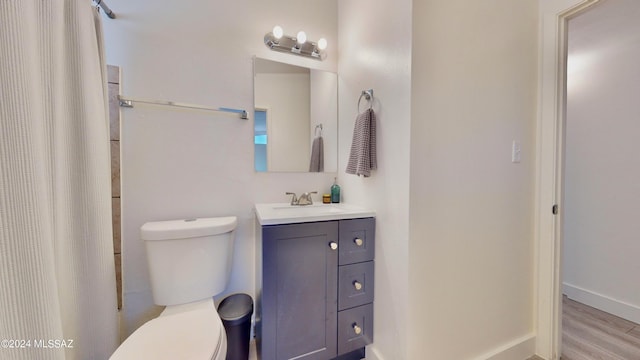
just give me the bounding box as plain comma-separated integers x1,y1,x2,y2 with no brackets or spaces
563,0,640,322
537,0,640,359
254,109,268,172
561,0,640,358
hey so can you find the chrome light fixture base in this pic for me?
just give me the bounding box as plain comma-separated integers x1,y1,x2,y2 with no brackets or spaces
264,32,327,61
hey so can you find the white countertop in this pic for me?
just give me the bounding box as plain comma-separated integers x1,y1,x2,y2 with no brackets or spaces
254,203,376,225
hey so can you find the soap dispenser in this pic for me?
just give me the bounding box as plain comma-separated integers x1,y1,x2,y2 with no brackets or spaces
330,177,340,203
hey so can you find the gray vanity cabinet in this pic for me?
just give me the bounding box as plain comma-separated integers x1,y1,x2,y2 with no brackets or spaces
256,217,375,360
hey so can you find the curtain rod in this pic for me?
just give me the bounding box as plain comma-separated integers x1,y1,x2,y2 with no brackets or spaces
94,0,115,19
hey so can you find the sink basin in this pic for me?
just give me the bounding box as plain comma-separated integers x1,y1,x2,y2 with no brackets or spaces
254,203,375,225
271,204,344,212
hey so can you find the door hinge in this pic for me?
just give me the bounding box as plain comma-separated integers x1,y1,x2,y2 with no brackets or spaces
552,204,558,215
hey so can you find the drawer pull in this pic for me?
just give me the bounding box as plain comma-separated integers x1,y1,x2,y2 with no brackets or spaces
353,323,362,335
354,238,364,246
329,241,338,250
353,281,363,291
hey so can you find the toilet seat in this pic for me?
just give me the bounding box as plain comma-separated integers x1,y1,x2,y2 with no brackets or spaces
110,299,225,360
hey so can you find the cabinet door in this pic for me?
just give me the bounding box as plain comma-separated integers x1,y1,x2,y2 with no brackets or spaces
262,221,339,360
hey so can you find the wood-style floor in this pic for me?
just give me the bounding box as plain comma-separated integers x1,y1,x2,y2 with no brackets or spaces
251,298,640,360
562,296,640,360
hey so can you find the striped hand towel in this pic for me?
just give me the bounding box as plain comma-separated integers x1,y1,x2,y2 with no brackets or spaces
346,108,377,177
309,136,324,172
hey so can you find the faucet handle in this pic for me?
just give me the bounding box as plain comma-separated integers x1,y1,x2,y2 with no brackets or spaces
297,191,318,205
285,192,298,205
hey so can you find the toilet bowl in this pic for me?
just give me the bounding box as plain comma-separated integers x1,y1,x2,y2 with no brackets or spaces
110,216,237,360
110,299,226,360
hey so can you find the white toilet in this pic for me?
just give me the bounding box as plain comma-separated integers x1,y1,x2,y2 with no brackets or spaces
110,216,238,360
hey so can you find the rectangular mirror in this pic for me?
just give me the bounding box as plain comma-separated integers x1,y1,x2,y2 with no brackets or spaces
254,57,338,172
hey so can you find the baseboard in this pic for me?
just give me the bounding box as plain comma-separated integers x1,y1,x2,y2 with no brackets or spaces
364,345,384,360
563,282,640,324
365,335,536,360
471,333,536,360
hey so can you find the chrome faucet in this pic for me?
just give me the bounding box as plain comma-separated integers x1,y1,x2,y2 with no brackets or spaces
286,191,318,205
297,192,317,205
285,192,298,205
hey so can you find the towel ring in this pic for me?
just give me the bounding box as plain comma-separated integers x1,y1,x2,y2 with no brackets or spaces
357,89,374,113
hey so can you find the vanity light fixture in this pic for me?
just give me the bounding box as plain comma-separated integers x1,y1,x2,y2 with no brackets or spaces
296,31,307,45
264,26,327,61
317,38,327,51
272,25,283,40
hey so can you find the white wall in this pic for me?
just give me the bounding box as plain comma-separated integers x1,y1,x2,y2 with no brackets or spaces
563,0,640,323
409,1,538,359
102,0,338,338
338,0,412,359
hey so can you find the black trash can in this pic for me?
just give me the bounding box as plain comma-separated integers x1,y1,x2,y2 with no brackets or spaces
218,293,254,360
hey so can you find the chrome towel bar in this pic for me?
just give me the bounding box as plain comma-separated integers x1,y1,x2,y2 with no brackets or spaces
118,96,248,120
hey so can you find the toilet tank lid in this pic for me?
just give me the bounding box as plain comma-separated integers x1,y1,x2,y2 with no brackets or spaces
141,216,237,241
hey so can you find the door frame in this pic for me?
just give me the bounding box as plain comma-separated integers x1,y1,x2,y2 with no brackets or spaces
535,0,600,359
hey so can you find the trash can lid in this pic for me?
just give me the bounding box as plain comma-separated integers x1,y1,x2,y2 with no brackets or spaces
218,294,253,325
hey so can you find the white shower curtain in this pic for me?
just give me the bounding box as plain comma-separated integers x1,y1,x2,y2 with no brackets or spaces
0,1,118,359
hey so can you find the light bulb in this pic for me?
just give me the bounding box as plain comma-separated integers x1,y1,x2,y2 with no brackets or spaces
317,38,327,50
272,25,283,39
296,31,307,45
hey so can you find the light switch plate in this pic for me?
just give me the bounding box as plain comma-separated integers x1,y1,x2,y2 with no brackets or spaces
512,141,521,163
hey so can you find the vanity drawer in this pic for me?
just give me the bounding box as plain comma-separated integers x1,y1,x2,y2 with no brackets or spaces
339,218,375,265
337,303,374,356
338,261,374,311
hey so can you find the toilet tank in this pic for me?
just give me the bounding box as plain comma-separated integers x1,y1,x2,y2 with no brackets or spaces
141,216,237,306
